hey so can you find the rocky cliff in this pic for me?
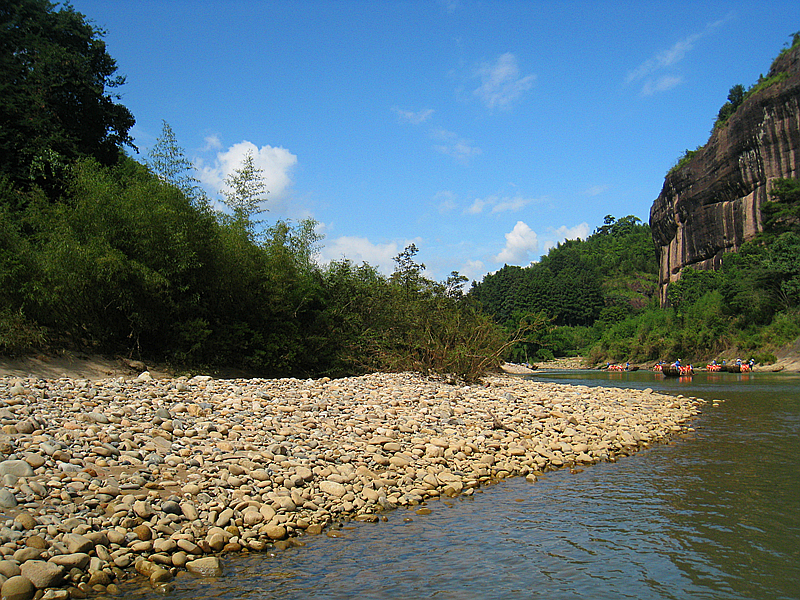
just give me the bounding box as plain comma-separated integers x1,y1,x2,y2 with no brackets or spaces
650,42,800,305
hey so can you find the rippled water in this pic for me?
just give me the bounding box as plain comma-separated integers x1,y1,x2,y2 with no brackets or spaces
120,370,800,600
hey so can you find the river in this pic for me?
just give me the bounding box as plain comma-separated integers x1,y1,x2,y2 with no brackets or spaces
118,369,800,600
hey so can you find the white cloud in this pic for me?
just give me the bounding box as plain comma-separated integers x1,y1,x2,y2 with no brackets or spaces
202,135,222,151
491,195,531,214
548,222,590,241
541,222,591,254
493,221,590,265
466,194,537,215
393,107,434,124
196,140,297,207
435,190,457,213
584,184,608,196
473,53,536,110
431,127,481,163
493,221,539,264
318,236,421,275
625,15,731,95
459,259,486,283
641,75,683,96
467,197,489,214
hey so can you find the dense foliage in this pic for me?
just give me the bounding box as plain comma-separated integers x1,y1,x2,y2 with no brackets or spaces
0,153,513,380
0,0,135,192
469,216,658,362
3,3,797,376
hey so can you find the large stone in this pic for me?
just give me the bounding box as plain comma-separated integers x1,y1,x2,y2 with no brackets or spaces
14,513,37,530
181,502,199,521
1,575,36,600
132,500,154,519
319,480,346,498
176,539,202,555
48,553,90,570
63,533,93,554
0,560,21,578
13,548,41,563
215,508,234,527
133,524,152,541
0,460,34,478
19,561,64,589
0,488,17,508
185,557,222,577
149,567,174,585
261,524,287,540
250,469,270,481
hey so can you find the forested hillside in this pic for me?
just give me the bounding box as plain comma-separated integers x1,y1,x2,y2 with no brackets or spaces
469,216,659,362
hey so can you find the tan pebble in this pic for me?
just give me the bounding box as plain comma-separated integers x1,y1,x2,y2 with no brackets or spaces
171,551,188,568
243,510,263,526
14,513,37,530
176,539,202,555
186,557,222,577
87,570,111,586
14,547,41,562
152,538,177,554
246,539,269,552
181,483,201,496
261,525,287,540
135,558,157,577
133,524,152,541
207,532,227,552
25,535,47,550
149,567,173,585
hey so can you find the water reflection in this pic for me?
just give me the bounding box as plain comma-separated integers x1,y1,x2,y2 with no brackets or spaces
117,370,800,600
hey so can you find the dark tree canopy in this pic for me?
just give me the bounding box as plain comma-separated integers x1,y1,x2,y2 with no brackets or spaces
0,0,135,189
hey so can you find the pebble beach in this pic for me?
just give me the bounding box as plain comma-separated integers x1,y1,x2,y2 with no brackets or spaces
0,370,703,599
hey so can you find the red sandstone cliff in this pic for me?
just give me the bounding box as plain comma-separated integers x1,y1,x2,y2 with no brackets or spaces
650,43,800,305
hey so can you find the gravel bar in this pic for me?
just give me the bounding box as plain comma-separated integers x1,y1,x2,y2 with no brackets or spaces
0,371,703,598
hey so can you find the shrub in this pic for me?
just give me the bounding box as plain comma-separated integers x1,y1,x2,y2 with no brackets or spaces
0,308,46,355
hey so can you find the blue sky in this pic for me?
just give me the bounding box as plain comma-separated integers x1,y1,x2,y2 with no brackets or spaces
70,0,798,282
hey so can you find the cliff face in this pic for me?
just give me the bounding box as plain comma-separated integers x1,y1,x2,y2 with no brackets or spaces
650,44,800,305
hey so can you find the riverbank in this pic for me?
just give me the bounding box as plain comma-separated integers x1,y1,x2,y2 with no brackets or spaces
0,370,702,598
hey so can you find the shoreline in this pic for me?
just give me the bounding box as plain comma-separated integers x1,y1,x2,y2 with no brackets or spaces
0,371,703,597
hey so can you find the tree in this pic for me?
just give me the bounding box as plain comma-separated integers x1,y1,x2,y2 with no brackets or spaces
221,150,268,226
391,243,426,299
0,0,135,189
442,271,468,299
147,121,202,201
715,84,746,128
760,177,800,240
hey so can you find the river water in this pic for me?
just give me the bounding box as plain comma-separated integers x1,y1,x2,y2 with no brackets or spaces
120,370,800,600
